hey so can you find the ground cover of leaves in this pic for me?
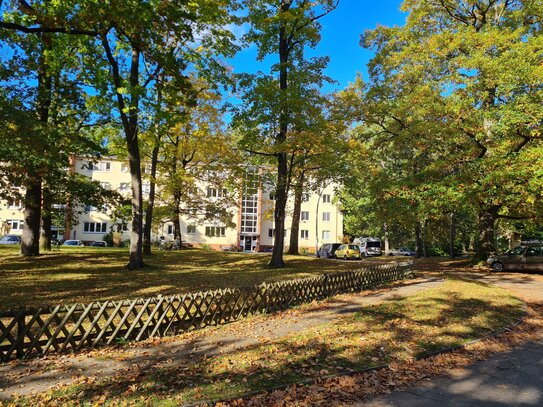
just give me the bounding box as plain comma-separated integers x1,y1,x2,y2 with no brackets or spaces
2,277,525,407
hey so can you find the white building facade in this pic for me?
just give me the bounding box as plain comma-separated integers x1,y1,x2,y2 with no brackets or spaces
0,157,343,253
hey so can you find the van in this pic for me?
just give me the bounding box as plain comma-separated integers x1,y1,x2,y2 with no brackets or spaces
353,237,382,256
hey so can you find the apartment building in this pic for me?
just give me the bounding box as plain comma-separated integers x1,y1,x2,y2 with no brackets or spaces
0,157,343,252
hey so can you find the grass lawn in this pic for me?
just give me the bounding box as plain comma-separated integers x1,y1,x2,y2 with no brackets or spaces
0,246,385,310
11,277,524,406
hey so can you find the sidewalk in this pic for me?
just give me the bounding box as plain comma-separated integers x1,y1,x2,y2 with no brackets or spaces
356,272,543,407
0,276,443,400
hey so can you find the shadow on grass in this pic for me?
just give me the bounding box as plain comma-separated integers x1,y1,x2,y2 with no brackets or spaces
31,280,525,405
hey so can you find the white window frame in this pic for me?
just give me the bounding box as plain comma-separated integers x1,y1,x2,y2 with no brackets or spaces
301,211,309,221
322,194,331,203
205,226,226,237
7,219,24,230
322,230,331,241
301,229,309,240
322,212,331,222
84,222,107,233
187,224,196,234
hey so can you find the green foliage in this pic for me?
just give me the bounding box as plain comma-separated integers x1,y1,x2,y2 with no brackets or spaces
344,0,543,255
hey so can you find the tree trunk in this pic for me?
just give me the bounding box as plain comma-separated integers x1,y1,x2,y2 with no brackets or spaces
40,184,52,251
414,222,422,258
449,212,455,259
288,172,304,255
21,33,52,257
422,219,429,258
125,48,144,270
383,222,390,254
270,152,288,267
474,206,500,263
21,180,41,257
143,143,159,255
143,79,162,256
269,3,291,268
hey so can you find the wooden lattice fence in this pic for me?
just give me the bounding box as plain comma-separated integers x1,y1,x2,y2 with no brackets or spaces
0,261,413,362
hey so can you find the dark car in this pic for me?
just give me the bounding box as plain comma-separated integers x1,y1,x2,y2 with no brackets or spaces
316,243,342,259
90,241,107,247
0,235,21,245
487,246,543,272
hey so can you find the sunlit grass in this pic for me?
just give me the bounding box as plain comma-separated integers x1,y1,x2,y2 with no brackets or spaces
0,246,382,309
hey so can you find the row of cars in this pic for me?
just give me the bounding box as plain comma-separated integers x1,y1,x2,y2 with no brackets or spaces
316,243,416,260
0,235,107,247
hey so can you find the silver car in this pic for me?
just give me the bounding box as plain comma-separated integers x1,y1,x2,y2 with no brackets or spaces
487,246,543,272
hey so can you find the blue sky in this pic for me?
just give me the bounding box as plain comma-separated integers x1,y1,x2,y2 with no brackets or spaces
229,0,406,92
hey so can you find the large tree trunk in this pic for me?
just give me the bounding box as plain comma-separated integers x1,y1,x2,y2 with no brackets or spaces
21,180,41,256
125,48,144,270
422,219,429,258
288,172,304,255
21,33,52,257
474,205,500,263
270,152,288,267
269,3,290,268
102,36,145,269
414,222,422,258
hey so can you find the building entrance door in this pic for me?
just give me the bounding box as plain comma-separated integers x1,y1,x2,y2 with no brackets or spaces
244,236,252,251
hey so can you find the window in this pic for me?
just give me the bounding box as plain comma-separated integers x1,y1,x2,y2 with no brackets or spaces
322,230,331,241
302,193,309,202
89,161,111,172
301,230,309,240
143,163,152,174
301,211,309,221
119,182,130,192
84,205,97,212
269,192,276,201
7,219,24,230
7,199,22,209
121,223,129,232
84,222,107,233
121,163,129,173
268,229,286,238
167,224,174,235
207,188,226,198
142,183,151,195
526,247,543,256
322,194,331,203
205,226,225,237
100,182,110,190
187,225,196,234
322,212,331,222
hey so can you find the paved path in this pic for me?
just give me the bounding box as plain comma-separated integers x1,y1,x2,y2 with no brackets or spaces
355,272,543,407
0,276,443,400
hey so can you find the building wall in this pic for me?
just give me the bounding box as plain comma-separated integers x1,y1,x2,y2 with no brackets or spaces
1,157,344,251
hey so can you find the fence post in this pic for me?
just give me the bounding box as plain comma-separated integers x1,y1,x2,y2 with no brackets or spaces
16,307,26,359
323,274,329,298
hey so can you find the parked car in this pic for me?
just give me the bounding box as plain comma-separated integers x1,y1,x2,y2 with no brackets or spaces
353,237,382,256
316,243,342,259
335,244,361,260
0,235,21,245
63,239,84,246
90,241,107,247
487,245,543,272
388,247,416,256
